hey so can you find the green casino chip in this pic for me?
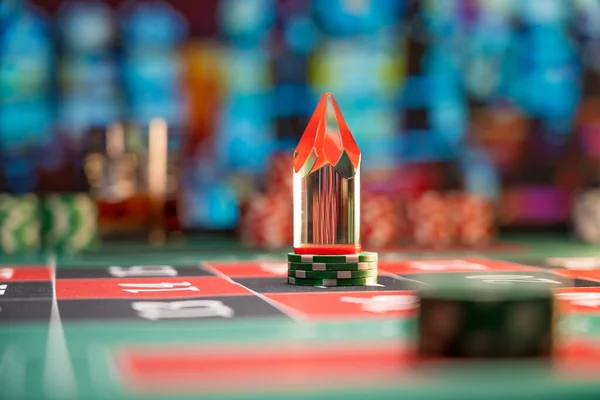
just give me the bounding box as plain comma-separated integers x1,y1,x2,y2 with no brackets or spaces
288,261,377,271
288,269,378,279
43,193,99,253
288,276,378,287
0,194,41,254
287,252,378,263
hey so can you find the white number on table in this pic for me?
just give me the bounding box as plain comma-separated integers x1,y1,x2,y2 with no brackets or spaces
108,265,178,278
132,300,233,320
119,282,200,294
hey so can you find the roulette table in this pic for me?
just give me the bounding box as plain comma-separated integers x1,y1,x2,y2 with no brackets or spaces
3,234,600,400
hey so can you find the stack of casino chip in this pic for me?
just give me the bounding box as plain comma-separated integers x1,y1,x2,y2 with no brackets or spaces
42,193,99,253
361,192,408,247
573,189,600,244
263,151,293,197
448,191,495,246
409,190,495,248
287,252,378,287
409,191,454,248
0,194,42,254
238,152,294,249
238,194,293,249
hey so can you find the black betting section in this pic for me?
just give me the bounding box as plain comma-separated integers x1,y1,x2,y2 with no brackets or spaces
231,275,426,293
57,265,215,279
0,300,52,324
0,282,52,299
58,296,286,321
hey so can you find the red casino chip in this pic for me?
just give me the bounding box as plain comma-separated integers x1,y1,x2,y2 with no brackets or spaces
361,193,406,247
449,192,495,247
238,194,293,249
409,191,454,248
264,152,293,198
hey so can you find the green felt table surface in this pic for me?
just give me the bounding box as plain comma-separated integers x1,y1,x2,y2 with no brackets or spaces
1,233,600,400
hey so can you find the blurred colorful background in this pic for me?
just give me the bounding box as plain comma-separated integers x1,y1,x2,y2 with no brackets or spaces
2,0,600,251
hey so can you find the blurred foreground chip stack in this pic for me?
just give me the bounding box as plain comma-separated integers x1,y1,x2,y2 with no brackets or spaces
417,273,558,358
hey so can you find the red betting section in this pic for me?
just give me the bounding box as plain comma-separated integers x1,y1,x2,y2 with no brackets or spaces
116,342,411,395
378,259,540,275
0,266,51,281
56,276,252,299
266,291,416,320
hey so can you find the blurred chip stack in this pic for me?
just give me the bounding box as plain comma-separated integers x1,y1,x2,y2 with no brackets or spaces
361,192,407,248
42,193,99,253
416,272,557,358
408,190,496,249
0,194,41,255
573,189,600,244
449,191,496,247
238,151,293,249
37,140,100,253
409,191,454,249
263,151,293,197
239,193,292,249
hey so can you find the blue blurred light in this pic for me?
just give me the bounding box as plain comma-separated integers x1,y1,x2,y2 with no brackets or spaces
518,0,570,25
215,93,275,173
122,52,185,125
313,0,404,36
0,0,23,32
459,147,500,201
120,0,187,49
399,130,459,162
273,84,311,118
0,155,39,193
284,15,318,53
0,8,52,101
183,182,239,229
218,0,276,46
0,100,52,148
223,48,273,94
57,1,114,51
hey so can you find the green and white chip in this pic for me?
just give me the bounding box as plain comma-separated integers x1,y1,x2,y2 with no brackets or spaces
288,269,378,279
288,261,377,271
287,252,378,263
287,276,378,287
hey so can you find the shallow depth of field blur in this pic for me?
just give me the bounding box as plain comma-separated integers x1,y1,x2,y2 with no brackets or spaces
1,0,599,236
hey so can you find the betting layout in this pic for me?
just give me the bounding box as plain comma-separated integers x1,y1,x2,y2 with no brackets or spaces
3,257,600,323
2,256,600,398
